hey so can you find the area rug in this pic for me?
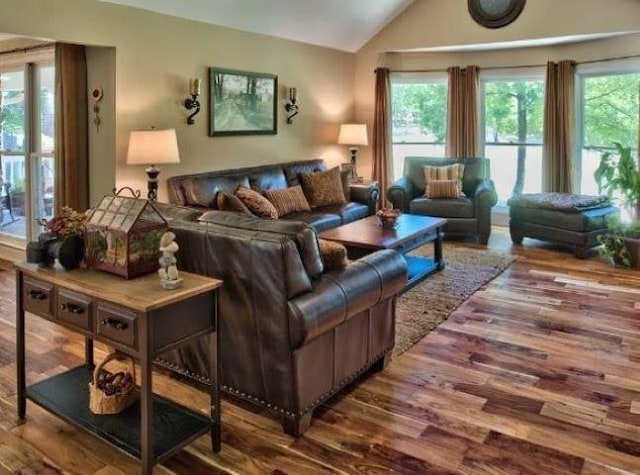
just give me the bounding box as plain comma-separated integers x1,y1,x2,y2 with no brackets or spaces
394,244,516,356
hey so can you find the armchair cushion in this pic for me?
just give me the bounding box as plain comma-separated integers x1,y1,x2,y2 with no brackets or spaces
424,179,463,199
410,197,475,219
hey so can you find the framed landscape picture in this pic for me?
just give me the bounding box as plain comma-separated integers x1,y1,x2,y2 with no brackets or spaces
209,67,278,136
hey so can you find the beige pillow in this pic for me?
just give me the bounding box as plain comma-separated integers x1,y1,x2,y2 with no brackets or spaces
235,186,278,219
423,164,465,197
299,166,347,208
425,180,462,199
318,239,348,271
263,186,311,218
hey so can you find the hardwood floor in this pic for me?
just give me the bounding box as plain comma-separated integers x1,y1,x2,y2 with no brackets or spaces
1,227,639,474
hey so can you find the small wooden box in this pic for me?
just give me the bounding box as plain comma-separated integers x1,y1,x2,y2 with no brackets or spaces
84,195,167,279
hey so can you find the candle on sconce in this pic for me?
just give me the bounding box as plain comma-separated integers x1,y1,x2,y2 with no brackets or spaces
289,87,297,102
189,78,201,96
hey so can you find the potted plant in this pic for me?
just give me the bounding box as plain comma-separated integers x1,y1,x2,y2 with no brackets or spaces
594,143,640,268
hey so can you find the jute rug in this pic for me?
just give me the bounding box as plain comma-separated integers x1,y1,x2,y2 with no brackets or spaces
394,244,516,356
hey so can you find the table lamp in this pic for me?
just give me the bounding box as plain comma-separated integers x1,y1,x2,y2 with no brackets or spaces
338,124,368,177
126,129,180,201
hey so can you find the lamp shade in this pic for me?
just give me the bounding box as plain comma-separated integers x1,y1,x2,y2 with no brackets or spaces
338,124,368,146
126,129,180,165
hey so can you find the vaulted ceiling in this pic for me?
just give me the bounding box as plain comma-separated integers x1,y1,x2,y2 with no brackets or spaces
99,0,416,52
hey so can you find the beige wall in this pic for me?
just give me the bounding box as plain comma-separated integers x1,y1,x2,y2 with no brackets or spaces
0,0,355,203
355,0,640,177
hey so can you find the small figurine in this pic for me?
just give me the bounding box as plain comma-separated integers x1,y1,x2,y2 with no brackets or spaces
158,231,182,289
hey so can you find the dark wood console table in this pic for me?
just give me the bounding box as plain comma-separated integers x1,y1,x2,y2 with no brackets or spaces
15,262,222,474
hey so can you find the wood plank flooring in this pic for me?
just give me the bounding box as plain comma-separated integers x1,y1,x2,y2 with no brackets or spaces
0,228,639,474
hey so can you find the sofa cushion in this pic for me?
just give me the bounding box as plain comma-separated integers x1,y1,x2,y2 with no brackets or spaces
215,191,256,217
283,210,342,233
410,197,475,219
263,185,311,217
300,167,347,208
183,175,250,208
340,169,352,201
320,202,369,224
250,167,288,191
424,179,462,199
284,159,326,186
235,186,278,219
196,210,325,279
153,202,204,222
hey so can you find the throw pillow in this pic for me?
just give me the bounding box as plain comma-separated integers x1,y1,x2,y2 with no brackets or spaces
423,164,465,196
216,191,256,217
425,179,462,199
340,169,352,202
318,239,348,271
299,166,346,208
235,186,278,219
263,186,311,218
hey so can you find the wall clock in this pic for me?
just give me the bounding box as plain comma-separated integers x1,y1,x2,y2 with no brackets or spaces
468,0,526,28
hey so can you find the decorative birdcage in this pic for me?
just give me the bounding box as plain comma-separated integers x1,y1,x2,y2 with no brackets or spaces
84,191,167,279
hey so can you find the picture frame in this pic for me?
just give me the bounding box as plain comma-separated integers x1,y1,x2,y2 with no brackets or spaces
209,67,278,136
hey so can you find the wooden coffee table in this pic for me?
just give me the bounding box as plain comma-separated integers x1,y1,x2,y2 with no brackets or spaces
320,214,446,290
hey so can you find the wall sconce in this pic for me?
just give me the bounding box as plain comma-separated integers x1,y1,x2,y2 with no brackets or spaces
184,78,201,125
285,87,299,124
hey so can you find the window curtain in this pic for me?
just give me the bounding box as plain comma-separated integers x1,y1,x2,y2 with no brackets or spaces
446,65,479,157
372,67,393,208
54,42,89,213
542,60,575,193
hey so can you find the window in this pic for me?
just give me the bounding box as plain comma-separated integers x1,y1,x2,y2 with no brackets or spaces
0,48,55,242
480,68,545,206
576,60,640,197
391,72,448,179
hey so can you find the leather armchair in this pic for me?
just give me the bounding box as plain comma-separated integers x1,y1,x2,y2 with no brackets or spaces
387,157,497,244
157,211,407,436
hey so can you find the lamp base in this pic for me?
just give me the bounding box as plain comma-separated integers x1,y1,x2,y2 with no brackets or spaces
145,165,160,201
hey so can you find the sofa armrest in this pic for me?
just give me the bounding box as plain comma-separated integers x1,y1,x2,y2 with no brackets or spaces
387,177,416,212
349,182,379,215
474,179,498,208
288,249,407,349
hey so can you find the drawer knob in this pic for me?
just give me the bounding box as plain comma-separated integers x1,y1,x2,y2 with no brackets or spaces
61,303,85,315
28,290,47,301
101,318,128,331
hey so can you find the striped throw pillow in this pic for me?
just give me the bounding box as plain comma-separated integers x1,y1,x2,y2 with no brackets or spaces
264,185,312,217
423,164,465,197
425,179,462,199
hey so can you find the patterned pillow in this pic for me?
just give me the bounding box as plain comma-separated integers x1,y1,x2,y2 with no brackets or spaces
423,164,465,197
216,191,256,217
340,169,352,202
318,239,348,271
263,186,311,217
299,166,346,208
425,179,462,199
235,186,278,219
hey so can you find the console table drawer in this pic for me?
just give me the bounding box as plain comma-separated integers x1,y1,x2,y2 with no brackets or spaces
57,289,92,332
96,303,138,349
23,277,54,318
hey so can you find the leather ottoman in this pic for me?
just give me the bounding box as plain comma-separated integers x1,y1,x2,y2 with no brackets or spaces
508,193,618,258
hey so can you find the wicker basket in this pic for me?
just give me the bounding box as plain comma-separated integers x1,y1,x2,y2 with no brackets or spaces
89,352,136,415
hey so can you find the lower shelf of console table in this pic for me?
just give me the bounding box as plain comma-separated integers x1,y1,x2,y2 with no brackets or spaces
27,365,210,462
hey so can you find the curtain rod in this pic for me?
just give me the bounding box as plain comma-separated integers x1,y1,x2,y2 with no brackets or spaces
0,42,55,57
388,52,640,74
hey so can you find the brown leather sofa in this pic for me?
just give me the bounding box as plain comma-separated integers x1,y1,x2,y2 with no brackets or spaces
157,211,407,436
387,157,497,244
167,159,379,232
